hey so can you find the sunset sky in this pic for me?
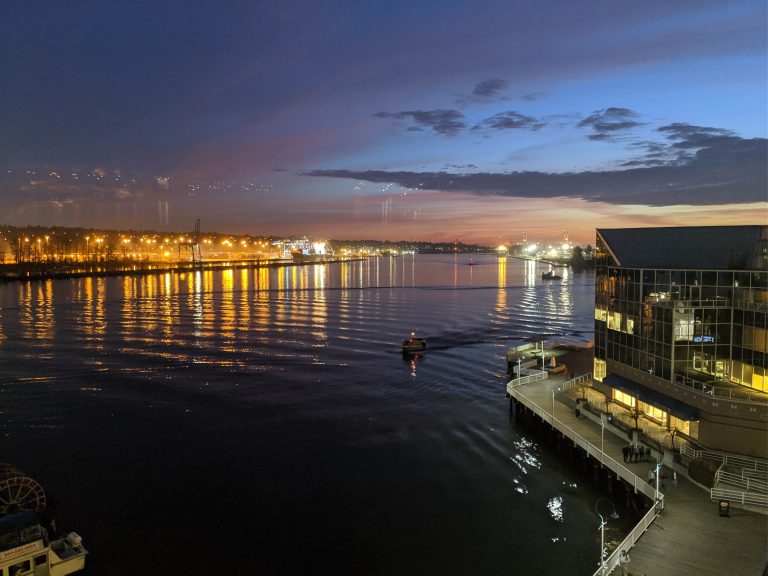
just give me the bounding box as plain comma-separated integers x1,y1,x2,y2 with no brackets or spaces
1,0,766,245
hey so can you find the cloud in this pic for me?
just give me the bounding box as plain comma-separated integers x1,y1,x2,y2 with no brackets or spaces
473,111,545,131
454,78,510,106
578,107,644,141
303,128,767,207
472,78,508,99
372,109,466,136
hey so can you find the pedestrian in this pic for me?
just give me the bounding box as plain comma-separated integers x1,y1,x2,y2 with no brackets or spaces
642,445,648,461
673,471,678,488
647,468,655,484
619,550,630,576
622,445,629,463
633,444,639,462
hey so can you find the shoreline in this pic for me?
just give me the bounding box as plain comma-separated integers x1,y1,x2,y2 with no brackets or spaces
0,257,363,283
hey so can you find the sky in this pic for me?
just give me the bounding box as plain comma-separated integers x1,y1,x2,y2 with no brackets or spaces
1,0,766,245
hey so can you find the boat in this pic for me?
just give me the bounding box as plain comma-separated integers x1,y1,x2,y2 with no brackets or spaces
0,465,87,575
290,238,335,264
467,259,475,266
402,333,427,353
542,270,562,280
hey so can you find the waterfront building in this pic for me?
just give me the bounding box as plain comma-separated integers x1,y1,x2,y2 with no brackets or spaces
592,226,768,458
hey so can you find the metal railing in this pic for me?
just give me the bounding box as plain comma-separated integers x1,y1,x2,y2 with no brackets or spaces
507,385,666,576
560,372,593,392
593,502,662,576
506,369,548,392
673,374,768,405
509,388,663,503
716,470,768,493
684,447,768,473
710,487,768,507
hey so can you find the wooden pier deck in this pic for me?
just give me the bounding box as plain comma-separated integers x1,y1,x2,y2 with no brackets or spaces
507,356,767,576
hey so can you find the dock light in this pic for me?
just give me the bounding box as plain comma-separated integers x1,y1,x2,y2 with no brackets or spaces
595,499,619,575
551,387,560,419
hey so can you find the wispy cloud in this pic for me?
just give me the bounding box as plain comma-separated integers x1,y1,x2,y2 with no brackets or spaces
472,111,545,131
372,109,466,136
304,125,767,207
578,107,645,141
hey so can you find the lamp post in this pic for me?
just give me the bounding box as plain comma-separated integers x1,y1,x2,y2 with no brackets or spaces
517,357,521,381
595,498,619,575
655,459,661,504
551,387,560,421
601,416,605,465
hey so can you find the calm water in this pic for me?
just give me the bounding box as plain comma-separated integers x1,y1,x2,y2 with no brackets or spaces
0,254,631,575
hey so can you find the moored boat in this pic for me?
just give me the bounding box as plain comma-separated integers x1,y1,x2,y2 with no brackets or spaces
0,465,87,576
542,270,562,280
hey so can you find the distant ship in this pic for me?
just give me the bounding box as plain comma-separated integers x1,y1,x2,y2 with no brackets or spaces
290,238,335,264
542,270,562,280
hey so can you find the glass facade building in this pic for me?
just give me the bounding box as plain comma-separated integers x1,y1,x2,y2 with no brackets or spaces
593,226,768,457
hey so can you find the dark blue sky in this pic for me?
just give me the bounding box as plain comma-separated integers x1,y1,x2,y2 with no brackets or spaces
1,0,766,243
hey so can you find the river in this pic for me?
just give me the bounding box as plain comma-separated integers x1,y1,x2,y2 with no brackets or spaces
0,254,634,575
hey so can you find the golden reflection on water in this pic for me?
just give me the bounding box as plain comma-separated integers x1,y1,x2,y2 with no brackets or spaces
525,259,537,287
78,277,106,347
257,267,269,291
238,268,251,333
340,260,348,289
17,280,55,345
497,256,507,313
311,265,328,343
160,273,176,343
220,269,235,344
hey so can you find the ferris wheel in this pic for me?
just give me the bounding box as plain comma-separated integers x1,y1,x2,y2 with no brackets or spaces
0,463,47,515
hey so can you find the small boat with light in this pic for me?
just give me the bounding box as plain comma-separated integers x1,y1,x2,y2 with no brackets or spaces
0,464,87,576
402,334,427,353
542,270,562,280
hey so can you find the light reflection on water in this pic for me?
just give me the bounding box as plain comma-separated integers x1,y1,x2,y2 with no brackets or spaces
0,254,619,575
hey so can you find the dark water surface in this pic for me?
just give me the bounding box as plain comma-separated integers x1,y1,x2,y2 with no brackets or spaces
0,255,632,575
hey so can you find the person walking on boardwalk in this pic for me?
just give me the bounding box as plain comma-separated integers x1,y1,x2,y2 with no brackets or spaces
673,470,678,488
622,445,629,462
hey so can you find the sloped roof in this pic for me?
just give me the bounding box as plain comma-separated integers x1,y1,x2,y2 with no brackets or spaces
597,226,766,269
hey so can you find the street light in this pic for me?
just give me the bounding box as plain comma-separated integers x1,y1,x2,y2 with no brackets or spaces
595,498,619,575
601,415,605,464
551,387,560,420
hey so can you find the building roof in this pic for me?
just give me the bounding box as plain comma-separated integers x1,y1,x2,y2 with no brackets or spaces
597,226,767,270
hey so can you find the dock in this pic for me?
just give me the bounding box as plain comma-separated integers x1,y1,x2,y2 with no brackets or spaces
506,346,768,576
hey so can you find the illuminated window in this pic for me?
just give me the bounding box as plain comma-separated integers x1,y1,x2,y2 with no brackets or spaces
594,306,607,321
641,403,665,423
593,358,606,381
613,389,635,408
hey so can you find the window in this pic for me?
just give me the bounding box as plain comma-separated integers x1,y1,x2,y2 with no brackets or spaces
613,389,635,408
35,554,47,566
9,561,31,576
593,358,606,381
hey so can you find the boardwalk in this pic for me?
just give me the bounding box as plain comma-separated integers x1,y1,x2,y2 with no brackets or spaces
507,356,767,576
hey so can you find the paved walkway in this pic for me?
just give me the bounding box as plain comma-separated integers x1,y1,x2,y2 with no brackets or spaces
509,351,768,576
